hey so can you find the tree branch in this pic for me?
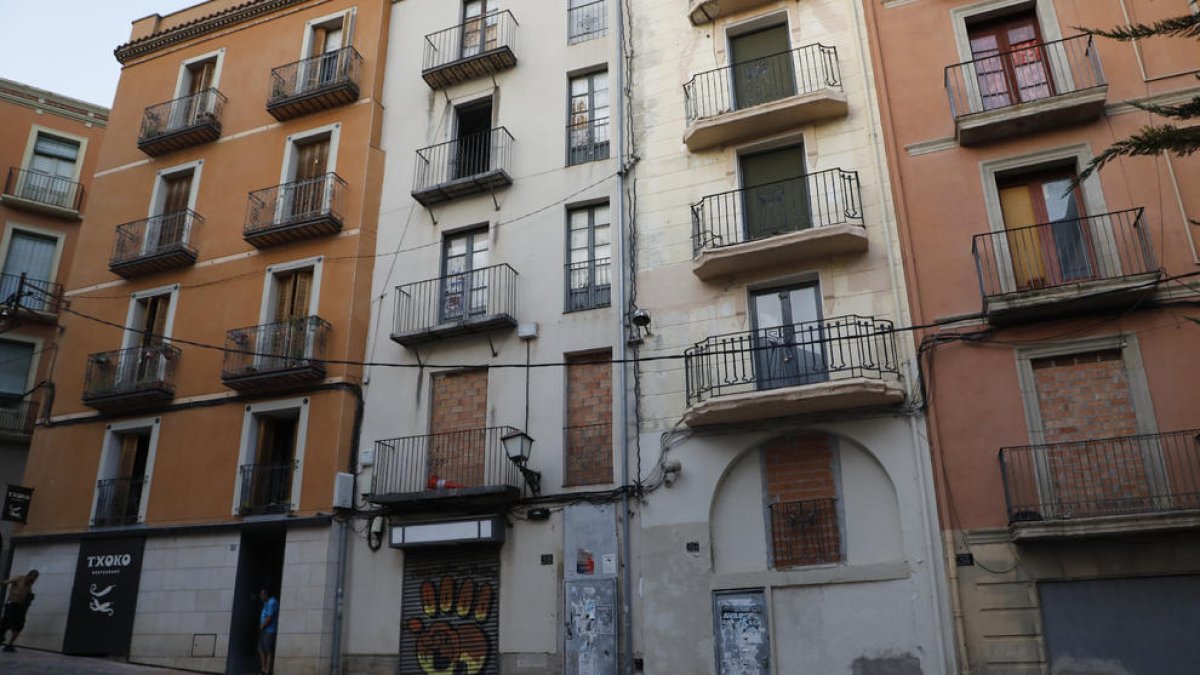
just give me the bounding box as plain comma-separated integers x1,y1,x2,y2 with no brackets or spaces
1076,14,1200,41
1072,124,1200,187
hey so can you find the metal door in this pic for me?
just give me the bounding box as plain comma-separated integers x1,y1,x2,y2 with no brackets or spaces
401,546,501,675
713,590,770,675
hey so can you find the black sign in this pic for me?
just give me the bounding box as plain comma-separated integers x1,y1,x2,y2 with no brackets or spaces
2,485,32,523
63,537,146,656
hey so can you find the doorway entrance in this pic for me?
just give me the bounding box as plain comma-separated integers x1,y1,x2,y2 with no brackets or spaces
225,527,286,675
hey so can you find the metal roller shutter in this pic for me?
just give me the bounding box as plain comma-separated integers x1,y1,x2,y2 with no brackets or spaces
400,546,502,675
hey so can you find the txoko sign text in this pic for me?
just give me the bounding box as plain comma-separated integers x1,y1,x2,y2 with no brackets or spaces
87,554,135,569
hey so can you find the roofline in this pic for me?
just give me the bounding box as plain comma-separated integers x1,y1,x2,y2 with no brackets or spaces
0,78,109,126
114,0,313,64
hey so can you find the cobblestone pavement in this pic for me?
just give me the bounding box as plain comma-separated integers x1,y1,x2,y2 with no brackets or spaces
0,648,195,674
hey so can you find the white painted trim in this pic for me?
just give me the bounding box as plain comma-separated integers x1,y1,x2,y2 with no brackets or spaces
0,332,45,394
231,396,312,515
299,8,357,59
92,417,162,526
146,158,204,218
123,283,181,347
257,255,325,325
0,221,67,285
19,124,90,184
172,49,226,99
279,122,342,185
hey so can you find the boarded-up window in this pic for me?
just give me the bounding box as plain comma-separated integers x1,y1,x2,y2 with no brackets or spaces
564,352,612,486
428,370,489,488
763,434,841,567
401,546,500,675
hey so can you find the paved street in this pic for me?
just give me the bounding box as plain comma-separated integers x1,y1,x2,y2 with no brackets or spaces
0,648,193,674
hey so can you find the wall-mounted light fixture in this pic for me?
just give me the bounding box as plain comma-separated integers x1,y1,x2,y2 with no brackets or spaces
501,429,542,496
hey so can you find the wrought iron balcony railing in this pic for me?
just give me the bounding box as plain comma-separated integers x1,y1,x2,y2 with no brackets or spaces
0,398,38,436
972,208,1158,303
238,462,296,515
565,258,611,312
370,427,523,498
3,167,84,213
685,315,899,406
422,11,519,89
568,0,608,44
110,210,201,277
685,43,842,123
412,128,515,205
222,316,330,385
268,46,362,120
138,88,226,155
392,264,519,344
692,168,863,255
93,476,145,527
0,273,62,316
946,34,1105,119
770,497,841,567
83,344,180,406
245,173,346,246
567,117,610,165
1001,429,1200,524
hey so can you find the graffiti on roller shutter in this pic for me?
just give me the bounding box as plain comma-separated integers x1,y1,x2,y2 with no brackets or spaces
406,575,496,675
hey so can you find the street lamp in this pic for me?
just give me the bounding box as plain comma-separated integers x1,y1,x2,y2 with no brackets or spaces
501,429,541,496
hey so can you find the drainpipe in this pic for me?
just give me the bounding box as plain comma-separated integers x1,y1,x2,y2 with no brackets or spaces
330,383,364,675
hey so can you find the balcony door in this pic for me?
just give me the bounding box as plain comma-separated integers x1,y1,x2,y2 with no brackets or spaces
175,59,216,129
110,433,150,525
287,136,331,221
1,230,57,311
266,268,314,370
998,170,1097,291
730,24,795,111
127,294,171,389
25,134,80,208
969,13,1053,111
739,145,810,243
146,171,193,256
247,415,298,513
441,229,489,323
454,99,493,180
428,370,489,489
751,283,825,391
462,0,499,58
309,17,346,89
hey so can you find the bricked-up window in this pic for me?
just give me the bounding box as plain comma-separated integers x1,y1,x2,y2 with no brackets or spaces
429,369,489,488
563,352,613,486
763,434,841,567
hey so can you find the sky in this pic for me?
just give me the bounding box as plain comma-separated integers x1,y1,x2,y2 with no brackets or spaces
0,0,202,108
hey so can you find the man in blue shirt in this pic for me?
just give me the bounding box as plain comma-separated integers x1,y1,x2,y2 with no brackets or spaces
258,588,279,675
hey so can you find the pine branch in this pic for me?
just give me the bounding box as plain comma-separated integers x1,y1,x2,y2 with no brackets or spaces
1072,124,1200,187
1077,13,1200,41
1132,96,1200,121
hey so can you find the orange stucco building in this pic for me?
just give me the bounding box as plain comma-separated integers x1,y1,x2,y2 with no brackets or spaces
863,0,1200,672
11,1,389,671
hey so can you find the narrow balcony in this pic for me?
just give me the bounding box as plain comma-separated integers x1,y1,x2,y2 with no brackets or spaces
267,46,363,121
0,273,62,322
568,0,608,44
109,210,201,279
973,208,1160,323
391,264,518,347
684,44,847,152
565,258,611,312
244,173,346,248
1001,429,1200,541
221,316,329,393
411,128,514,206
691,168,868,280
238,462,296,516
137,88,227,157
688,0,774,25
0,398,39,441
2,167,84,219
93,476,145,528
770,497,841,568
946,34,1107,146
82,344,180,413
422,11,518,90
367,427,524,511
684,315,904,426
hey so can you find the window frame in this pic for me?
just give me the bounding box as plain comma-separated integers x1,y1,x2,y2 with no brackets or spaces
0,221,66,288
18,125,88,188
563,201,612,312
172,49,225,99
91,417,162,527
299,9,356,59
566,69,610,166
148,159,203,218
122,283,181,349
0,333,42,400
231,397,311,516
258,256,324,326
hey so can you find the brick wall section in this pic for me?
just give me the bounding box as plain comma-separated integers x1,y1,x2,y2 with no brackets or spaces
429,369,488,487
1030,350,1147,516
564,352,612,486
762,434,840,567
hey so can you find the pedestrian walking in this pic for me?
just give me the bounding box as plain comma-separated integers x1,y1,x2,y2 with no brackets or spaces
0,569,38,653
257,588,279,675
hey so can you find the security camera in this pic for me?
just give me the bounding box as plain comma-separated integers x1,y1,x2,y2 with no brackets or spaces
631,308,652,328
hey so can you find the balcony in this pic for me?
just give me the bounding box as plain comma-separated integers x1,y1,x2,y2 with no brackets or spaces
684,315,904,426
0,398,39,441
137,88,227,157
422,11,518,90
2,167,84,219
684,44,847,152
244,173,346,248
391,264,518,347
770,498,841,568
367,427,524,511
221,316,329,393
238,462,296,516
109,210,201,279
411,128,514,206
688,0,774,25
267,46,363,121
568,0,608,44
973,208,1160,323
0,273,62,321
946,34,1107,146
82,344,180,413
691,168,867,280
1000,429,1200,541
93,476,145,527
565,258,611,312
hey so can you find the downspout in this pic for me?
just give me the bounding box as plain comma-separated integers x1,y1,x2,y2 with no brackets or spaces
330,383,364,675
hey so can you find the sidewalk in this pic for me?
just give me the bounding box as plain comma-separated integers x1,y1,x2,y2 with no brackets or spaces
0,648,196,674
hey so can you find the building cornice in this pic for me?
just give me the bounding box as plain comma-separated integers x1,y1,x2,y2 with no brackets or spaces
0,78,109,127
114,0,313,64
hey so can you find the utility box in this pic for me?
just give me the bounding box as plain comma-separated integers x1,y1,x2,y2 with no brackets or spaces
564,503,619,675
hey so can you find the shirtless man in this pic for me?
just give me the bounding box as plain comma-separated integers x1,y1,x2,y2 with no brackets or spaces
0,569,38,652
